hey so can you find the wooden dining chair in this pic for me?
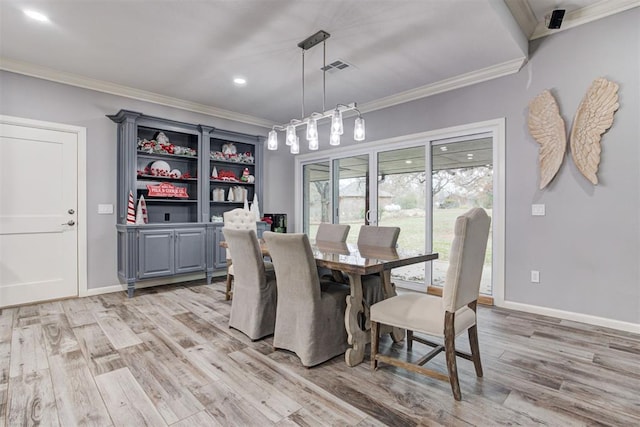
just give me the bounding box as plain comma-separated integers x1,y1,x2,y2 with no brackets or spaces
264,231,349,367
222,228,277,340
369,208,491,400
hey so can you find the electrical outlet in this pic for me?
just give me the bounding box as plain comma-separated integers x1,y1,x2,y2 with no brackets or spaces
530,270,540,283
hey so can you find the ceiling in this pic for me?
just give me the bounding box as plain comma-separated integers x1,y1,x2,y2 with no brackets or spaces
0,0,633,128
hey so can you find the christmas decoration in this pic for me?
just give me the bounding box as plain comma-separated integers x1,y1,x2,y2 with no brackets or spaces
127,190,136,224
135,195,148,224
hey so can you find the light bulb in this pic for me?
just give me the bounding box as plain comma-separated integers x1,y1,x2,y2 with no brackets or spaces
290,136,300,154
267,130,278,150
309,137,319,150
329,132,341,146
286,125,296,146
331,109,343,135
354,116,365,141
306,118,318,141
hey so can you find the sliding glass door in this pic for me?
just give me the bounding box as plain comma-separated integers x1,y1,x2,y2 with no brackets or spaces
430,136,493,295
334,154,369,244
302,161,330,239
377,147,427,290
298,119,503,299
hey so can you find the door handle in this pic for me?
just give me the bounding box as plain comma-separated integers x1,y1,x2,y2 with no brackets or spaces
62,220,75,226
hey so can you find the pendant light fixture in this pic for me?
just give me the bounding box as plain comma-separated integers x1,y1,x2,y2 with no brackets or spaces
267,30,366,152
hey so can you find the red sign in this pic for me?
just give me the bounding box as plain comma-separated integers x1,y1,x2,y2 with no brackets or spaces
146,182,189,198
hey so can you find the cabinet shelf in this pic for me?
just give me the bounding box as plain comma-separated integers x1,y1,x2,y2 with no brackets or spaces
209,158,255,166
209,179,254,186
137,151,198,162
143,198,198,203
210,201,244,204
138,174,198,182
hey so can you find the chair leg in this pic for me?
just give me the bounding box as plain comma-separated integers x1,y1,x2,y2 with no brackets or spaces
444,312,461,401
407,330,413,350
225,273,233,301
371,321,379,370
468,324,483,377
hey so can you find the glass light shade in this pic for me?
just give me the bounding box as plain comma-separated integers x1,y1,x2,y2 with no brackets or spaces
306,118,318,140
354,116,365,141
267,130,278,150
331,109,343,135
308,137,319,150
329,132,341,146
286,125,296,146
290,136,300,154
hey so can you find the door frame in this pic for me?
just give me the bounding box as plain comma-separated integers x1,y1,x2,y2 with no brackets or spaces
294,118,505,302
0,115,88,299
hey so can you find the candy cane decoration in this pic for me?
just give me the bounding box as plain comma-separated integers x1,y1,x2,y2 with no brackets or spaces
127,190,136,224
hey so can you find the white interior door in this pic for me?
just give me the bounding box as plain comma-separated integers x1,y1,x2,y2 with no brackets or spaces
1,120,79,307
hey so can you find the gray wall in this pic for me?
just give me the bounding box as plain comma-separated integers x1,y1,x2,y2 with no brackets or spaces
1,8,638,324
272,9,640,324
0,74,275,290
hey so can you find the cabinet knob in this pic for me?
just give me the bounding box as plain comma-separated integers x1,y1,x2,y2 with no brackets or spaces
62,220,76,226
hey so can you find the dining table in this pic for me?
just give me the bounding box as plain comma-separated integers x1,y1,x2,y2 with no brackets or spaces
221,238,438,367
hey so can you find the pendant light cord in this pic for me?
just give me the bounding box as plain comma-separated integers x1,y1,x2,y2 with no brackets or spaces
301,49,305,118
323,39,326,113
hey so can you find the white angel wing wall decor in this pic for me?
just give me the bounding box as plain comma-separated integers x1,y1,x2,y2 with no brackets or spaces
569,78,620,185
528,90,567,190
527,77,619,188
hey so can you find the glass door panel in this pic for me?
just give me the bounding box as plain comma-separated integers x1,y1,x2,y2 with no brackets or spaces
302,161,330,237
431,137,493,295
377,146,427,291
334,154,369,244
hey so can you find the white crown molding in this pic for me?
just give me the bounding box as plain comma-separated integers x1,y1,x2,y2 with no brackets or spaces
531,0,640,40
357,57,527,115
498,300,640,334
0,57,277,129
504,0,538,39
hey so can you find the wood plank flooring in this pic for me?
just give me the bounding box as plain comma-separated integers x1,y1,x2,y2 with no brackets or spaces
1,280,639,426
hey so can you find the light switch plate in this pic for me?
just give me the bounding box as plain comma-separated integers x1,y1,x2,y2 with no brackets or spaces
532,204,545,216
98,204,114,214
531,270,540,283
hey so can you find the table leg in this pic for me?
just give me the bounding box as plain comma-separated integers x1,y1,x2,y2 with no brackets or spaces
344,273,369,367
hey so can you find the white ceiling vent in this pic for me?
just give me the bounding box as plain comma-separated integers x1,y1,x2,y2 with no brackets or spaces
321,60,353,73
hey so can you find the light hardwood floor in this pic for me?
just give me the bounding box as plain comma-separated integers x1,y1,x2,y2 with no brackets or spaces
1,280,639,426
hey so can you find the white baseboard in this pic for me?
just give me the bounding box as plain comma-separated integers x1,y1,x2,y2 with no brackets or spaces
80,272,226,297
498,300,640,334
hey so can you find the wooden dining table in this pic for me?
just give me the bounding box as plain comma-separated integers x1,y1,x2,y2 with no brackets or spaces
221,238,438,367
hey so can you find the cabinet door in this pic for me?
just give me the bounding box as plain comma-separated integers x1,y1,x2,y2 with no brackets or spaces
213,226,227,269
139,229,174,279
175,228,206,274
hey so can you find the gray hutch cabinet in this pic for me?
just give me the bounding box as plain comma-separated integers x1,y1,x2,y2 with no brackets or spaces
109,110,264,297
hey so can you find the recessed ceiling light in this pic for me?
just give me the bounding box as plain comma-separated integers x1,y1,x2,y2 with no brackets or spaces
24,9,49,22
440,146,448,152
405,160,412,164
233,77,247,86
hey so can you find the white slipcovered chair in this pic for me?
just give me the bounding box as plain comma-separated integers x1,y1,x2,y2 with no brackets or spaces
222,228,277,340
223,208,271,300
370,208,491,401
357,226,400,308
264,231,349,367
314,223,350,283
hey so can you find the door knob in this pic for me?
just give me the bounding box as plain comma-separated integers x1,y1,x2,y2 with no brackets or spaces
62,220,76,226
